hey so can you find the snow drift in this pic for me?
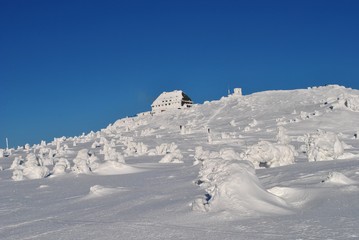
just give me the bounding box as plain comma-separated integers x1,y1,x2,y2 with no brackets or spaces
192,159,292,216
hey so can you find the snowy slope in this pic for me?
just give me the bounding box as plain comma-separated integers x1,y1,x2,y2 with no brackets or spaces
1,85,359,239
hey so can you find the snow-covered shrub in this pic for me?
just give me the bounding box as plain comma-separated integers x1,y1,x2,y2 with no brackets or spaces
25,153,39,167
24,144,31,151
124,141,148,156
38,147,55,166
91,141,101,148
148,143,178,156
141,128,155,136
249,119,258,127
330,94,359,112
192,159,291,215
219,148,240,160
244,141,297,168
12,169,24,181
53,158,71,175
193,146,209,165
159,149,183,163
10,156,25,170
194,147,239,165
102,143,125,163
72,149,99,174
305,130,344,161
22,165,50,180
276,126,291,144
13,152,50,180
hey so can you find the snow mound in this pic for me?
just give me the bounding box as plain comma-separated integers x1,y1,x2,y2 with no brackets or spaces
192,159,292,216
92,161,141,175
244,141,297,168
322,172,357,185
305,130,345,161
267,186,314,208
84,185,126,199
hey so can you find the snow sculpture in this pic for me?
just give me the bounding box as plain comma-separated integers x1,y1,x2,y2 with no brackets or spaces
305,130,344,161
244,141,297,168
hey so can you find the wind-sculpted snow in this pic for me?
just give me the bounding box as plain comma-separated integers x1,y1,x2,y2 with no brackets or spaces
193,159,292,216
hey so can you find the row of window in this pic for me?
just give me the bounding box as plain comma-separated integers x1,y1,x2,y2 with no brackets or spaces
153,103,174,107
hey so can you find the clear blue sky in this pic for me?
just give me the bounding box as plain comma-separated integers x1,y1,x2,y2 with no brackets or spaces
1,0,358,148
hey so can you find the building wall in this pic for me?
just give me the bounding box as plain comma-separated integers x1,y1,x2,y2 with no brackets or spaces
151,91,192,113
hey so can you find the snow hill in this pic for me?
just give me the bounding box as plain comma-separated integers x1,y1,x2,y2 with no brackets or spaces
1,85,359,239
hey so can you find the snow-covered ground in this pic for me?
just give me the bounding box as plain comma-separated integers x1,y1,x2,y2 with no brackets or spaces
1,85,359,239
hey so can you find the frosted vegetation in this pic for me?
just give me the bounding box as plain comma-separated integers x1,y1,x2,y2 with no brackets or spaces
1,85,359,239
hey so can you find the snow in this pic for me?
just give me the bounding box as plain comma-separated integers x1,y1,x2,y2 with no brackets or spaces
244,141,297,168
193,159,292,216
1,85,359,239
305,130,345,161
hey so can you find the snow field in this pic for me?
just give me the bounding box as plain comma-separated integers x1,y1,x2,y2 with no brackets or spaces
1,85,359,239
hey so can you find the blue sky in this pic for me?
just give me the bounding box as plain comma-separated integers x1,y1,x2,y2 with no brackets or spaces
1,0,358,148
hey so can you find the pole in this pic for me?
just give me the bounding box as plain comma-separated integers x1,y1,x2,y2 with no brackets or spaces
6,137,8,150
